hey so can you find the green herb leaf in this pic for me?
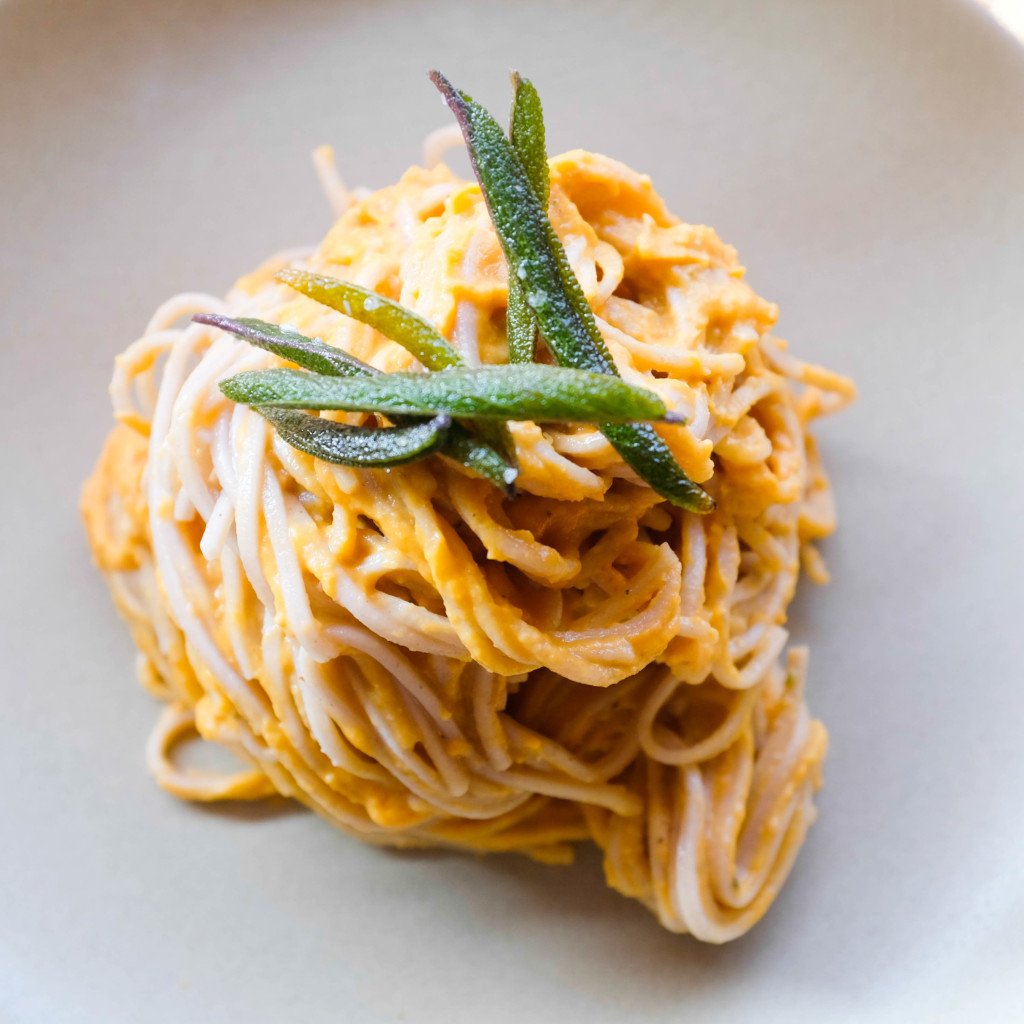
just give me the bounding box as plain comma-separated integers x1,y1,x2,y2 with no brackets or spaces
429,70,714,513
441,426,519,496
601,422,716,513
510,72,549,206
277,267,519,475
193,314,376,378
276,269,462,372
200,310,518,492
260,408,451,467
430,70,616,375
504,276,535,364
465,86,549,468
220,364,672,423
504,73,548,366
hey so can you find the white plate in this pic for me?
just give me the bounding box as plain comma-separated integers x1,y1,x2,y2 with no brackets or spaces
2,0,1023,1020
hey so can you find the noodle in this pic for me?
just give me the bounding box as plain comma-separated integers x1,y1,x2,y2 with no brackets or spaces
81,146,853,942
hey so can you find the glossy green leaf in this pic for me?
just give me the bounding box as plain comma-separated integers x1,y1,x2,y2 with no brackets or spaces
201,309,518,492
220,364,673,423
261,408,451,467
430,70,713,513
510,72,549,206
278,268,518,473
193,314,375,377
276,269,462,372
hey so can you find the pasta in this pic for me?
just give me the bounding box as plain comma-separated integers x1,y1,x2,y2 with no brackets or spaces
82,134,853,941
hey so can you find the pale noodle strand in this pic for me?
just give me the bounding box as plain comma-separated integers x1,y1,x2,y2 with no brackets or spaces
147,703,276,802
312,145,352,217
422,124,465,169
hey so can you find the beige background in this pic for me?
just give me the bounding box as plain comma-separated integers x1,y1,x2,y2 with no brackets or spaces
2,0,1023,1021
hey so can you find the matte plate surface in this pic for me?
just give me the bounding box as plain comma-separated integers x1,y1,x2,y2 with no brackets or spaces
2,1,1022,1020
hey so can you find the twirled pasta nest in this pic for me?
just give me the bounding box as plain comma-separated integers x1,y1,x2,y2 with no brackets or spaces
82,146,853,942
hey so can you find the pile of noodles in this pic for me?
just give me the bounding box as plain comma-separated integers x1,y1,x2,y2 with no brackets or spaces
82,137,854,942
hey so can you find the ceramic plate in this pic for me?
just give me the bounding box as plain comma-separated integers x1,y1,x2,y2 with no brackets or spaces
2,0,1022,1020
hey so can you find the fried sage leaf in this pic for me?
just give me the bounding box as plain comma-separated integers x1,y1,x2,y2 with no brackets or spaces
505,72,549,365
276,268,518,477
260,408,451,467
193,314,375,377
276,269,462,372
202,312,517,492
441,428,519,494
430,70,714,513
505,275,535,365
220,364,672,423
510,72,549,206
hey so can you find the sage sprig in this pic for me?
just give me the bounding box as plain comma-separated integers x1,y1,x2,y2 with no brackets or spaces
220,364,677,423
505,73,548,365
505,262,535,366
277,267,517,474
194,313,376,377
430,70,714,513
509,73,549,207
207,70,713,509
261,408,451,467
275,269,462,372
195,313,518,494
